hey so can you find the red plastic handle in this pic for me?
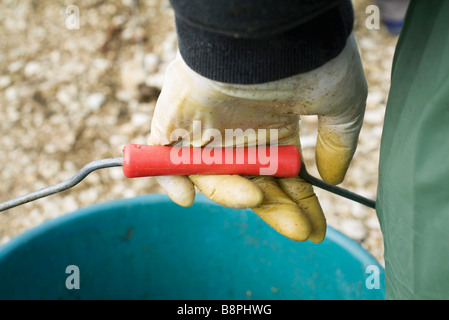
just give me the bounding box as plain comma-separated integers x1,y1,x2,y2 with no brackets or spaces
122,144,300,178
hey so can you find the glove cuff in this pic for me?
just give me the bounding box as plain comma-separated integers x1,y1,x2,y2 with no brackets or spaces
174,0,354,84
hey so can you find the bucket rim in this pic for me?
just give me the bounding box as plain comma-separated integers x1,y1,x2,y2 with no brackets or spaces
0,193,384,272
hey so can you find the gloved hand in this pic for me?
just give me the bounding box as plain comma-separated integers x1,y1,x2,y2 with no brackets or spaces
148,33,367,243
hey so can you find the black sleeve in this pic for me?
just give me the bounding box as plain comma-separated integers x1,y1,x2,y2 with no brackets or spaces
169,0,354,84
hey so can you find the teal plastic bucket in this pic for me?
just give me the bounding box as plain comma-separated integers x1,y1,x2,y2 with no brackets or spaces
0,194,385,300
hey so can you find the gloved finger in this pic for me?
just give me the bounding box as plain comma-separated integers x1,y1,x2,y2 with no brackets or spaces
189,174,264,209
277,177,326,243
250,176,312,242
315,100,365,185
148,123,196,207
156,175,196,207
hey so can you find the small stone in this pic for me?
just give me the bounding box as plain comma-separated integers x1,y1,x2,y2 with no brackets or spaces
56,85,77,106
24,61,41,77
359,37,377,50
116,90,134,102
366,216,381,230
5,87,18,101
86,93,106,111
92,58,110,72
339,219,367,242
61,195,79,213
120,59,145,92
0,76,12,89
123,189,136,198
79,188,99,205
8,60,24,73
367,90,385,107
38,159,61,180
131,113,151,127
109,134,129,147
144,53,160,74
43,143,58,154
50,50,61,63
364,109,385,125
109,167,124,180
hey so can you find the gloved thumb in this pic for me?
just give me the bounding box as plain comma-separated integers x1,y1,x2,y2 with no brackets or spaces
314,34,367,185
316,105,365,185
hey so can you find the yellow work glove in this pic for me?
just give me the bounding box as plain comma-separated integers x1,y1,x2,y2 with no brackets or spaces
148,33,367,243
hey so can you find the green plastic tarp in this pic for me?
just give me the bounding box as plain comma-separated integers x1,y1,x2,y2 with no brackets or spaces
377,0,449,299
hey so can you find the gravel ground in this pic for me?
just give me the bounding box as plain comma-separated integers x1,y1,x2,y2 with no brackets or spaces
0,0,398,266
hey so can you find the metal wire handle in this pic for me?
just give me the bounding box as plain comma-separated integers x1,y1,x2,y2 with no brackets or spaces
0,158,376,212
299,162,376,209
0,158,123,212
